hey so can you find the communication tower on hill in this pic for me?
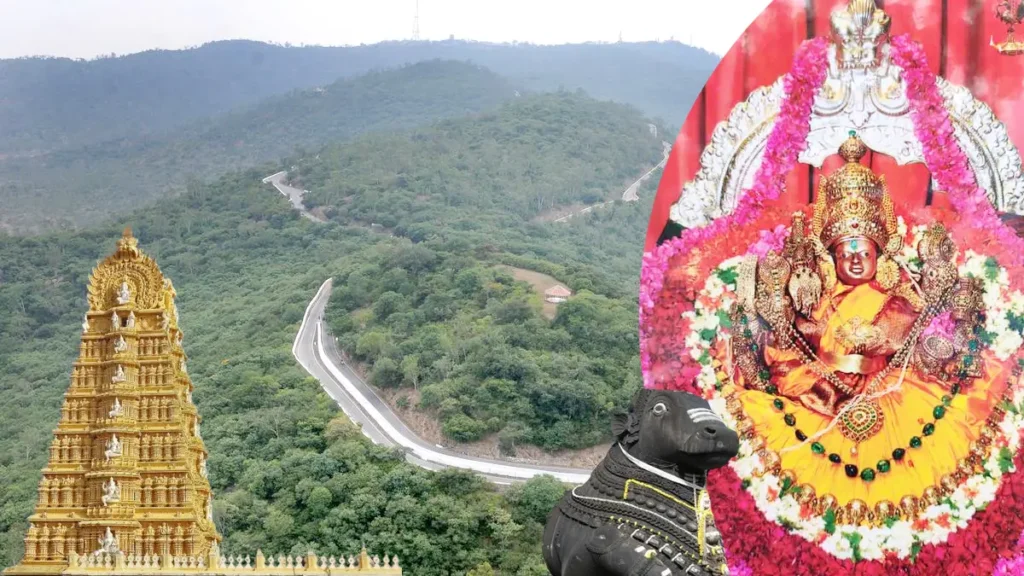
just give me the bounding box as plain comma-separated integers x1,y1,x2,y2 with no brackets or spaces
413,0,421,40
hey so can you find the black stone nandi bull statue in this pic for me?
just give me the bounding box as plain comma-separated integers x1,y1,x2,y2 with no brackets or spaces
543,389,740,576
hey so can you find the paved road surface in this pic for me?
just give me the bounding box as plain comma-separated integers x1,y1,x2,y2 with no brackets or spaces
554,141,671,223
292,278,594,485
262,171,326,223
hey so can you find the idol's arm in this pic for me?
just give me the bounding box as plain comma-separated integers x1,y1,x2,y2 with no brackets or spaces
862,295,918,357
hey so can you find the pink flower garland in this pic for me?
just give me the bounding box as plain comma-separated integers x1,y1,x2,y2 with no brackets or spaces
889,34,1024,269
639,36,829,386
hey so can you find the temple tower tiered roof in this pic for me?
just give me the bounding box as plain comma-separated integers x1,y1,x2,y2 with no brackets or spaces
4,228,219,575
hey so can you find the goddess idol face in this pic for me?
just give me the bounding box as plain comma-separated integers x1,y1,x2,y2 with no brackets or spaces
833,236,878,286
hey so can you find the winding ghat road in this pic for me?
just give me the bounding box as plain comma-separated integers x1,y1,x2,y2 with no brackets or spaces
262,171,325,223
292,278,593,485
277,139,669,485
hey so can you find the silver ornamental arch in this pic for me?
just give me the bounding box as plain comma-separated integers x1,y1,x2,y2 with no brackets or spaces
669,1,1024,230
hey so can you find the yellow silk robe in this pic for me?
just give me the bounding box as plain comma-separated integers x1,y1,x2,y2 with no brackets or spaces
734,281,1008,507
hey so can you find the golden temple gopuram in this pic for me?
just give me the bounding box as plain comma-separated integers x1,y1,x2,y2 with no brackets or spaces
3,229,400,576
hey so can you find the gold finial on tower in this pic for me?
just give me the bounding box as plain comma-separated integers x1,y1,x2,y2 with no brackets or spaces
115,226,140,258
838,131,869,163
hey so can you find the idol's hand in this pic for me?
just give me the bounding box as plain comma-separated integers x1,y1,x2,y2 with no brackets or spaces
795,316,824,345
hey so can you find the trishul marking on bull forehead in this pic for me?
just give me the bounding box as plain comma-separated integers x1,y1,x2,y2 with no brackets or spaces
686,408,724,424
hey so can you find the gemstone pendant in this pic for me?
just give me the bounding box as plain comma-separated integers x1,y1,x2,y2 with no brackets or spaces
839,400,885,443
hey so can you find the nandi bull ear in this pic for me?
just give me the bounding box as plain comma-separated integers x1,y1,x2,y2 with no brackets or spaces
611,411,641,444
611,412,629,438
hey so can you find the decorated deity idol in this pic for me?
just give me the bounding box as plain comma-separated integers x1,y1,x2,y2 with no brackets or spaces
639,1,1024,572
728,134,1005,505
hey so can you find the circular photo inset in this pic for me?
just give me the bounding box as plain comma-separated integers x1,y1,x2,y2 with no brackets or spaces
641,1,1024,574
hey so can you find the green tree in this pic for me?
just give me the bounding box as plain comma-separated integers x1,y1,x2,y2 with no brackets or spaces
467,562,496,576
506,476,569,525
401,355,421,389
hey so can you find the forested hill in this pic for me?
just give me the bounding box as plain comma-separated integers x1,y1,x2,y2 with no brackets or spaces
297,91,665,235
291,92,662,449
0,60,516,234
0,39,716,155
0,92,661,574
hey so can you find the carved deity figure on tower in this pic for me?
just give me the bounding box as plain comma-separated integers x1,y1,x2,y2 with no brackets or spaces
111,365,126,384
113,336,128,354
199,457,208,479
108,398,123,418
104,435,122,463
126,311,136,329
161,311,169,331
116,280,131,305
110,311,120,331
82,315,89,333
101,478,120,506
95,527,118,555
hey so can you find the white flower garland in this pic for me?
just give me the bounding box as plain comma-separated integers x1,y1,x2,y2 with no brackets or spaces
683,221,1024,561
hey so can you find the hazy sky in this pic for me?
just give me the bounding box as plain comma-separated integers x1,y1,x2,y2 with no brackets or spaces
0,0,772,60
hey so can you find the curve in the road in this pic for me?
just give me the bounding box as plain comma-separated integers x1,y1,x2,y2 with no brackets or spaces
554,140,671,223
263,171,326,223
292,278,593,485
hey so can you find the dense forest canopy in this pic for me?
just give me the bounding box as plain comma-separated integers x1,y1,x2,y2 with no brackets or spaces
0,172,569,576
289,93,663,449
0,39,714,155
0,60,517,234
0,89,664,574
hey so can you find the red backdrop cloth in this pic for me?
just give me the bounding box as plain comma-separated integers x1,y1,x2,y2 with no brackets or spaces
645,0,1024,253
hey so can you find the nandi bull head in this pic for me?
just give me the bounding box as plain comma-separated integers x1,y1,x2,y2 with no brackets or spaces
612,389,740,473
543,390,740,576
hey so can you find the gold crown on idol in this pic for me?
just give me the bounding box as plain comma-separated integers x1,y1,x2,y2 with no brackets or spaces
811,131,900,254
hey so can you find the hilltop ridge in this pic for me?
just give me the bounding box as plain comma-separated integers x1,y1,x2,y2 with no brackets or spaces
0,60,517,233
0,39,714,155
